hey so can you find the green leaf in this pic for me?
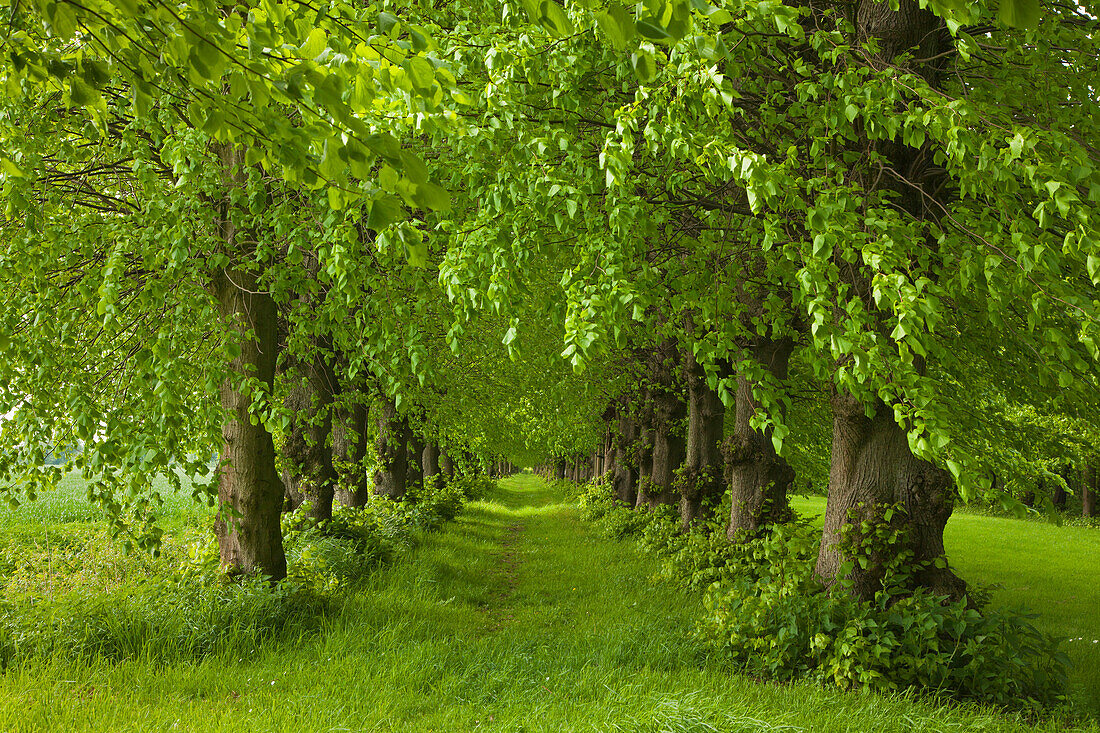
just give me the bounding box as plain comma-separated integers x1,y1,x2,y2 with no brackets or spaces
319,137,344,179
407,240,428,268
367,194,404,231
595,5,635,51
538,0,575,37
302,28,328,59
363,133,402,163
631,50,656,83
378,11,400,34
47,2,79,39
636,17,673,41
999,0,1039,29
410,181,451,211
1,157,24,178
399,150,429,185
399,226,428,267
404,57,435,93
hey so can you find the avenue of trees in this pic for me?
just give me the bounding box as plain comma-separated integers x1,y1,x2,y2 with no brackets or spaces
0,0,1097,641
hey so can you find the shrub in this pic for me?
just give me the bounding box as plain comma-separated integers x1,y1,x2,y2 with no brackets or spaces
697,521,1068,709
573,486,1069,710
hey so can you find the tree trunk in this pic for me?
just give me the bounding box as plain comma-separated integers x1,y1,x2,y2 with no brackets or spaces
423,441,441,485
813,0,962,601
678,352,726,530
1044,476,1067,510
644,395,684,507
611,409,638,506
333,400,370,507
633,399,656,508
209,146,286,581
725,339,795,537
407,433,425,489
440,449,455,481
373,396,409,499
281,353,337,521
815,393,965,601
554,458,566,481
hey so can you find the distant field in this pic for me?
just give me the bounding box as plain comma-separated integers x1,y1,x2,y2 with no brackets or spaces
0,472,215,601
0,471,214,529
792,494,1100,715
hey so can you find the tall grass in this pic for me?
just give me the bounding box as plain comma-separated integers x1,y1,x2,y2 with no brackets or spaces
0,472,485,671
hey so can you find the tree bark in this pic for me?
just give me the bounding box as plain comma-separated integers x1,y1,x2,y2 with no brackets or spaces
815,393,965,601
645,398,685,507
440,449,455,482
678,352,726,530
633,396,656,508
423,441,441,484
209,146,286,580
281,352,337,521
812,0,963,601
333,399,370,507
725,338,795,537
373,396,409,499
641,344,685,508
611,408,639,506
554,458,566,481
407,432,425,489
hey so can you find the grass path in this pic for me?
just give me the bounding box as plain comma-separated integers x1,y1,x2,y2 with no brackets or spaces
0,475,1095,732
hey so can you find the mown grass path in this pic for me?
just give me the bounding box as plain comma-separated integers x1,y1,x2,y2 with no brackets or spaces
0,475,1094,732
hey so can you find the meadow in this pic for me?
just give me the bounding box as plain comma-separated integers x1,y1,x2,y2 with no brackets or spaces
0,475,1094,731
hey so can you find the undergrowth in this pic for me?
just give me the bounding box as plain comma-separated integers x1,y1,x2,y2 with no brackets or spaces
576,479,1069,712
0,474,491,667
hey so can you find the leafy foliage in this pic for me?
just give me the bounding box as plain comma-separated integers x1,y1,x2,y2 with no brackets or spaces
575,480,1069,709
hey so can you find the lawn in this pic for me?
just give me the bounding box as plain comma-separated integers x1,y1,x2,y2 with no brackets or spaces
0,477,1093,731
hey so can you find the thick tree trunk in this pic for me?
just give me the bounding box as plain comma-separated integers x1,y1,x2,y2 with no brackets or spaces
281,353,337,521
725,339,795,537
423,441,441,485
813,0,961,601
440,450,455,482
815,393,965,601
644,395,684,507
633,399,656,508
333,400,370,507
373,396,409,499
210,146,286,581
407,433,425,489
611,409,639,506
554,458,566,481
678,352,726,530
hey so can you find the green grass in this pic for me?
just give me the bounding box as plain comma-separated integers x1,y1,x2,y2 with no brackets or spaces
0,475,1095,731
792,494,1100,717
0,471,213,530
0,472,213,600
